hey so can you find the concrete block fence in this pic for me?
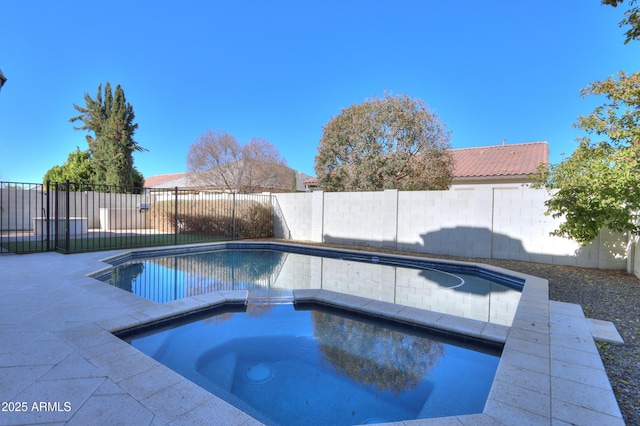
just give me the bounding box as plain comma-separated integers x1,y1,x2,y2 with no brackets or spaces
274,188,638,274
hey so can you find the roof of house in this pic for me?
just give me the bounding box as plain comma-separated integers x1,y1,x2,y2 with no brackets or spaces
451,141,548,179
143,172,189,188
144,169,314,192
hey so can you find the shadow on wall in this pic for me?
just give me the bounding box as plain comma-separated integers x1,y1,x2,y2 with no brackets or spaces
323,225,622,270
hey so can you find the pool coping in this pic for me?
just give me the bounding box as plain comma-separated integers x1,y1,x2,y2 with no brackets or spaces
0,241,625,425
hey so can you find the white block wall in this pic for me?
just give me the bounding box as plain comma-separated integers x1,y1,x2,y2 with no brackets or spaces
274,188,632,272
634,238,640,277
322,192,385,247
272,192,313,241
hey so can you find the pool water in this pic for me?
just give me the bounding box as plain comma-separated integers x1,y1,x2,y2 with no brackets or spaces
119,303,501,425
102,247,522,325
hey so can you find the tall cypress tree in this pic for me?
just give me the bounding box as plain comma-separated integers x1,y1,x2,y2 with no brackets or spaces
70,82,146,188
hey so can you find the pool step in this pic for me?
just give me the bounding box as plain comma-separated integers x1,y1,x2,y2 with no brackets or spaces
247,290,294,305
587,318,624,344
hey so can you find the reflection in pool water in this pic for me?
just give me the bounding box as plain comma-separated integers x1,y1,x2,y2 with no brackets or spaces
103,248,522,325
120,303,500,425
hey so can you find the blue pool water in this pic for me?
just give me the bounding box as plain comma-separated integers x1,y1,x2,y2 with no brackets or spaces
101,245,523,325
118,303,501,425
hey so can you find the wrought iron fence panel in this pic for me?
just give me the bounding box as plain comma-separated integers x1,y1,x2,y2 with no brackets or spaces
0,182,49,253
1,181,278,254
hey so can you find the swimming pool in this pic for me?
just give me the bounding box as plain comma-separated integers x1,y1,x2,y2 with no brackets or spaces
98,243,523,325
116,301,501,425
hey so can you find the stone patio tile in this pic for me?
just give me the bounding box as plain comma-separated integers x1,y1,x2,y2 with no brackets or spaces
483,398,550,425
549,330,599,354
0,333,75,367
0,308,44,325
493,362,550,395
217,289,249,303
502,335,549,359
514,298,548,316
509,306,548,324
0,365,52,400
92,378,126,396
550,419,575,426
140,379,213,423
499,349,550,376
479,322,509,343
401,416,465,425
507,326,550,345
519,288,548,304
96,314,146,333
7,377,104,424
549,301,584,316
549,315,592,338
394,306,443,326
66,393,154,426
551,399,625,426
56,324,122,353
0,331,43,354
360,298,407,317
39,352,103,381
118,365,185,401
322,291,373,309
168,396,260,426
191,290,229,305
96,350,160,383
487,380,551,417
549,344,605,369
551,377,622,417
431,313,486,337
82,340,141,366
455,414,502,425
551,358,615,390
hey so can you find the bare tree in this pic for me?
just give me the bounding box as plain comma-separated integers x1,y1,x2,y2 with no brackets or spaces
186,130,292,192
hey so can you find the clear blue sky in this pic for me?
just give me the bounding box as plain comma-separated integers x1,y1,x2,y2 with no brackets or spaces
1,0,638,183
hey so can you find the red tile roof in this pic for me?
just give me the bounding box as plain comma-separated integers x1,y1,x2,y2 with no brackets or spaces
451,141,548,179
143,172,188,188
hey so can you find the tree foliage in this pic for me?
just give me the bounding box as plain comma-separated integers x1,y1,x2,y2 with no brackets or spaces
43,148,95,187
314,93,453,192
602,0,640,43
535,65,640,243
186,130,292,193
69,82,146,188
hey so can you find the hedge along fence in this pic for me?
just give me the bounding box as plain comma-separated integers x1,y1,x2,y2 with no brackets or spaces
149,193,274,239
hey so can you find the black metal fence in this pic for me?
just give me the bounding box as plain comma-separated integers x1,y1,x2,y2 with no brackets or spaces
1,181,278,254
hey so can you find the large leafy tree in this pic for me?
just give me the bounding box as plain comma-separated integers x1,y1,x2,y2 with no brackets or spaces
314,93,453,192
70,82,146,188
186,130,292,193
535,2,640,244
43,147,95,188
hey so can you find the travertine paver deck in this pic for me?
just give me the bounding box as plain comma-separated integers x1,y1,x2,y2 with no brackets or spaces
0,243,625,425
